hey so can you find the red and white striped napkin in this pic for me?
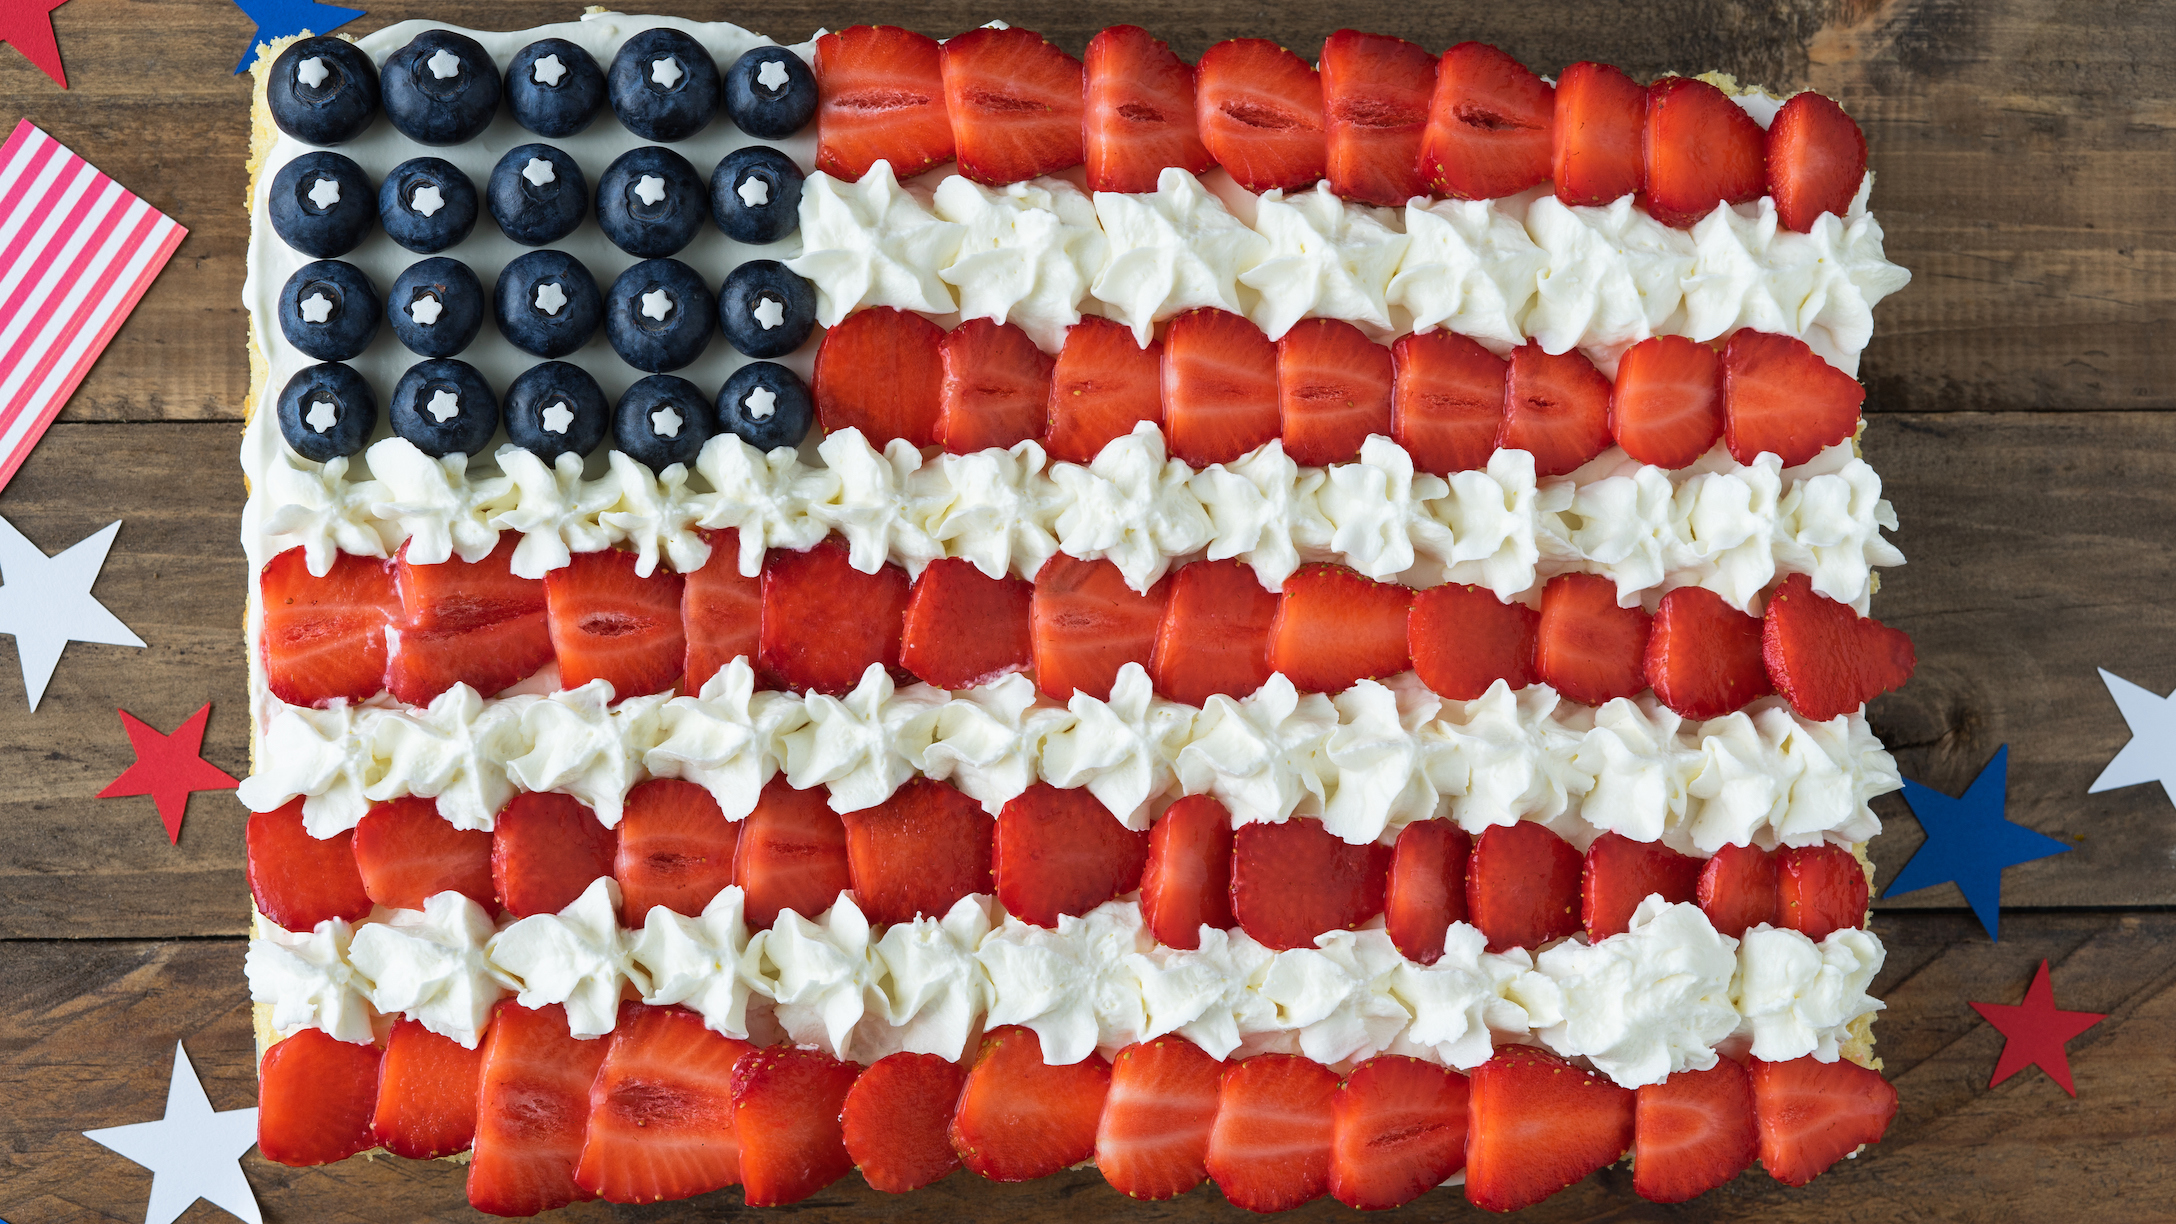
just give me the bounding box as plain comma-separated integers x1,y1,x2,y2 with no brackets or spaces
0,118,186,493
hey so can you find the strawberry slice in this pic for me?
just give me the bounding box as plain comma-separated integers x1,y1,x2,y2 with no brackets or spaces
1194,38,1325,192
1320,30,1436,207
1633,1059,1758,1203
813,305,946,448
1204,1053,1340,1212
901,556,1035,690
1163,307,1281,467
1408,584,1539,701
1643,75,1767,227
246,798,371,931
1046,315,1163,464
995,782,1151,928
1645,585,1772,719
1552,61,1647,206
1083,25,1214,194
1391,330,1505,475
492,791,617,919
842,1052,967,1193
614,778,739,926
544,547,686,700
1465,1044,1634,1211
683,527,761,696
1611,334,1723,469
1098,1037,1224,1201
258,1028,380,1167
1231,817,1391,951
1768,91,1868,233
1502,342,1613,478
1139,794,1236,949
259,546,395,708
1384,819,1473,964
1536,572,1652,705
1749,1055,1896,1186
575,1002,757,1204
1420,42,1555,200
1329,1055,1471,1209
1467,820,1582,953
372,1018,483,1160
1269,563,1413,694
387,532,553,705
938,316,1054,453
352,796,495,912
941,26,1086,186
1721,329,1864,467
814,25,954,180
1761,572,1914,719
1150,558,1279,706
736,777,851,928
759,535,913,696
1776,843,1868,942
1030,554,1173,702
951,1025,1112,1181
1277,317,1394,465
1697,842,1779,937
733,1047,862,1205
840,776,994,925
468,1001,611,1216
1581,831,1704,939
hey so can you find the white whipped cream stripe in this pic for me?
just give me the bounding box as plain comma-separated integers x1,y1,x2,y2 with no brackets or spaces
249,885,1884,1090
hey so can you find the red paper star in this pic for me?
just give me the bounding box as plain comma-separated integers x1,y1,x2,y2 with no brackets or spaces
0,0,71,88
1969,959,2107,1097
97,703,240,843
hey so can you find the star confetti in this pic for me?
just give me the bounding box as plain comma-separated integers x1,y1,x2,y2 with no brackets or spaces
1886,745,2070,941
1969,959,2106,1097
230,0,364,73
2088,668,2176,809
0,515,144,711
0,0,70,87
99,703,241,843
82,1042,262,1224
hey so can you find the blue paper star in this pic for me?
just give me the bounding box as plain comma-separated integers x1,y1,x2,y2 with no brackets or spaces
1887,745,2070,941
230,0,364,73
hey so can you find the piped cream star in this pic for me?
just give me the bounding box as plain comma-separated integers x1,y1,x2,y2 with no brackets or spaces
532,54,566,85
651,56,683,87
640,288,673,321
534,282,567,315
298,292,333,324
635,174,668,206
295,55,328,88
756,58,790,91
82,1043,262,1224
306,177,340,209
652,405,684,438
409,293,444,326
541,400,574,434
738,175,770,207
752,296,786,329
521,156,556,187
426,389,461,422
305,400,338,433
744,386,778,420
410,184,444,217
427,47,461,79
2090,669,2176,808
0,516,144,711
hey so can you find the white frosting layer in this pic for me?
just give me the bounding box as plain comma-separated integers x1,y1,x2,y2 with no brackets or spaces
345,890,502,1048
485,876,649,1039
1733,922,1887,1062
246,916,375,1045
933,176,1108,351
786,161,964,327
1534,897,1743,1087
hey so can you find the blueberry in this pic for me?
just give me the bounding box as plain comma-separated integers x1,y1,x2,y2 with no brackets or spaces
615,374,716,470
277,260,380,361
379,157,479,254
277,362,378,462
709,146,804,245
387,257,486,358
607,28,720,142
270,152,375,258
505,361,610,462
593,146,706,259
605,258,715,373
267,37,381,146
507,38,606,137
390,358,499,457
381,30,502,146
494,250,602,359
717,361,814,452
488,144,588,246
723,47,817,140
717,260,816,359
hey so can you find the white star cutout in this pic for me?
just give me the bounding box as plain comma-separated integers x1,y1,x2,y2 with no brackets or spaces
0,515,145,711
427,47,462,79
409,293,444,326
756,58,791,91
651,405,684,437
298,292,334,324
533,53,567,85
634,174,667,206
751,296,785,330
534,282,567,315
426,389,462,422
743,385,778,420
640,288,673,322
651,56,683,88
2091,668,2176,808
410,184,445,217
295,55,329,89
82,1043,262,1224
307,177,341,210
306,399,339,433
541,401,574,434
522,157,556,187
737,175,770,208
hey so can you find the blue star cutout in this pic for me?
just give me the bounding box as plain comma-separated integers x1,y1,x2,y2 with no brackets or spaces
229,0,364,73
1887,745,2070,941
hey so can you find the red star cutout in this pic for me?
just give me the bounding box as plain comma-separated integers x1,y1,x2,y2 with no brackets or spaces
0,0,71,88
1969,959,2107,1097
97,703,240,843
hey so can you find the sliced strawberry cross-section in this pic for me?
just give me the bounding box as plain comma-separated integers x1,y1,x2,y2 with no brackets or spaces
1031,554,1173,702
372,1018,483,1161
1045,314,1163,464
467,1001,611,1217
941,26,1086,186
1276,316,1394,466
1536,571,1653,705
840,776,993,926
1320,30,1436,207
1611,334,1723,470
388,531,553,706
1643,75,1767,227
575,1001,757,1204
759,534,912,696
995,782,1151,928
1194,38,1325,192
1464,1044,1634,1212
1084,25,1214,194
1503,342,1614,478
1384,818,1472,964
260,545,396,708
1634,1058,1758,1204
247,798,372,932
682,526,761,696
1776,843,1869,942
492,791,617,919
1761,571,1914,720
1391,329,1505,476
938,316,1053,453
814,25,954,180
352,795,495,913
1582,830,1705,939
1329,1055,1471,1210
1467,820,1583,953
544,547,686,700
1748,1055,1897,1187
1768,91,1868,234
1150,558,1279,707
1139,794,1236,950
951,1025,1112,1181
258,1028,381,1167
1552,61,1647,206
1098,1036,1223,1202
614,778,739,926
1698,842,1780,937
813,305,946,448
1163,306,1280,467
1721,329,1865,467
842,1052,967,1194
1646,585,1773,719
1409,583,1539,701
901,556,1035,691
1269,562,1413,694
736,777,851,929
1204,1053,1340,1212
1420,42,1555,200
734,1048,862,1206
1231,817,1391,951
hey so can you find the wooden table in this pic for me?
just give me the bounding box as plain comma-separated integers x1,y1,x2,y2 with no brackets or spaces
4,1,2171,1219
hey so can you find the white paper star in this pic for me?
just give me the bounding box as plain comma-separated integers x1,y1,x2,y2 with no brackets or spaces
522,157,556,187
81,1042,262,1224
752,296,785,330
306,400,339,433
295,55,329,88
738,175,770,208
635,174,668,206
756,58,790,91
306,177,340,210
409,293,444,326
298,292,333,324
411,184,444,217
652,405,684,438
533,54,567,85
640,288,674,321
426,389,462,423
2090,668,2176,808
542,401,575,434
534,281,567,316
651,56,683,88
0,516,144,711
427,47,462,80
744,385,778,420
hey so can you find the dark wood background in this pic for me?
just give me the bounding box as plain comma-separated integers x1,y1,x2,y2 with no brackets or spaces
4,1,2172,1219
